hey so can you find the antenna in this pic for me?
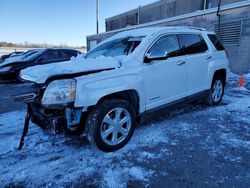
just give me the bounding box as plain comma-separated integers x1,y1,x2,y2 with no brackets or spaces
96,0,99,34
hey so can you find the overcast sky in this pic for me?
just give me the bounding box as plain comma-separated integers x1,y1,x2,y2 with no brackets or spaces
0,0,155,47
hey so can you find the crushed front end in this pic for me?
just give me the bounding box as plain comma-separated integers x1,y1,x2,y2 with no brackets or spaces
16,79,84,150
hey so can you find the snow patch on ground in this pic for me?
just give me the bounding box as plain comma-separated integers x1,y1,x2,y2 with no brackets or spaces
220,133,250,149
0,73,250,187
129,166,154,182
0,110,164,187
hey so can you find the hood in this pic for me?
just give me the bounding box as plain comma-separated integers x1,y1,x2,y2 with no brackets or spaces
20,55,121,84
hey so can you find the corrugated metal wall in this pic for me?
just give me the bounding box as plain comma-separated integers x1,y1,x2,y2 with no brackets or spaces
105,0,245,31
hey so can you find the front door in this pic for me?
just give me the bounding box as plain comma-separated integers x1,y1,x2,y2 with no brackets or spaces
143,34,188,110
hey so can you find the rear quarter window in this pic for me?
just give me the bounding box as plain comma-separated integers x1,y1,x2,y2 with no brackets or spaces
208,34,225,51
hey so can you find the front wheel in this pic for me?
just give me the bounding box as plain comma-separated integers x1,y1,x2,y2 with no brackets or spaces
86,99,136,152
205,75,225,105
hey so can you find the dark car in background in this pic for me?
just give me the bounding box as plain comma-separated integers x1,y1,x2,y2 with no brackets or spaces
0,51,24,63
0,48,81,80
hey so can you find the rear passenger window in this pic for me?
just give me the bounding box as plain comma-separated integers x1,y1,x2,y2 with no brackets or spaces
61,51,77,59
208,34,225,51
180,34,208,55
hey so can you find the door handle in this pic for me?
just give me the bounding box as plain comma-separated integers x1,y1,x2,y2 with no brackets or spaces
177,61,186,65
206,56,212,60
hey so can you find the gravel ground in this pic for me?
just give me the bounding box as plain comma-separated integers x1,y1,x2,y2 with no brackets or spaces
0,74,249,187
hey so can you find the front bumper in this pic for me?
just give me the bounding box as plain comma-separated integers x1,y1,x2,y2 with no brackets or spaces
30,102,66,134
29,102,83,134
16,83,84,134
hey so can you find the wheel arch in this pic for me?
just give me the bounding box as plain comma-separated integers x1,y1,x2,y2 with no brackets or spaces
80,89,141,134
96,89,140,117
212,69,227,85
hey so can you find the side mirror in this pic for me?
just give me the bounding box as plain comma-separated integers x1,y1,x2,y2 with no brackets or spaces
144,51,168,63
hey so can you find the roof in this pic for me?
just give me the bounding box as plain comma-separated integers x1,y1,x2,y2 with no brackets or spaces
90,26,214,50
45,48,76,50
106,26,211,39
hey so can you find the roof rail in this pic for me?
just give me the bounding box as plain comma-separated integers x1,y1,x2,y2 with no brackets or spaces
173,26,207,31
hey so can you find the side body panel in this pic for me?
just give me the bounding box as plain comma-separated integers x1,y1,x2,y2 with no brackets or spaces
143,55,188,110
74,67,146,113
74,30,229,116
204,33,230,88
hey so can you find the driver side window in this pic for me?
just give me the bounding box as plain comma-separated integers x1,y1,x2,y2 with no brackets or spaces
149,34,181,58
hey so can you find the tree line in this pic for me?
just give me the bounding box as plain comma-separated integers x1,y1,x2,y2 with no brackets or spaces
0,41,85,49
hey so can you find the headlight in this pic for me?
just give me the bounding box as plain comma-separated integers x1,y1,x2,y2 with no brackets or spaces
0,66,12,72
42,79,76,106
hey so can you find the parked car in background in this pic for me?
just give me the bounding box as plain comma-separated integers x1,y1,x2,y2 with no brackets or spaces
0,51,24,63
0,48,81,80
19,27,229,152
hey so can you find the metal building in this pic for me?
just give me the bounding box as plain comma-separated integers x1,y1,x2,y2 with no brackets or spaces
87,0,250,74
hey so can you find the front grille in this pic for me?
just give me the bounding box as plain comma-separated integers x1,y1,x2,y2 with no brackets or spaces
14,83,46,103
15,93,37,102
32,84,46,102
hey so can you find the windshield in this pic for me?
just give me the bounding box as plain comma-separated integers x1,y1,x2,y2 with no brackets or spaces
86,37,144,59
10,52,23,57
24,50,44,61
23,50,39,58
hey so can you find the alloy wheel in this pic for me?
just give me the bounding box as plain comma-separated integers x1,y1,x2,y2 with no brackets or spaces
101,107,132,146
212,80,223,103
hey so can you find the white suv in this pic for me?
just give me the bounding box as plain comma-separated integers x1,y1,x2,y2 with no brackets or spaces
20,27,229,152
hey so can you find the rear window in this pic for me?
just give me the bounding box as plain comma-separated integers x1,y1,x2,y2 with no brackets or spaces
208,34,225,51
180,34,208,55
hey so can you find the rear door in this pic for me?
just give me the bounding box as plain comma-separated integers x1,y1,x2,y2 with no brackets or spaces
179,34,210,96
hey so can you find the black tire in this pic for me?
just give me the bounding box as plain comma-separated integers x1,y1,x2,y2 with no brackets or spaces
205,75,225,106
85,99,136,152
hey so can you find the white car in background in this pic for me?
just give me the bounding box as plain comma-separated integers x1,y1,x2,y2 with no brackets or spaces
19,27,229,152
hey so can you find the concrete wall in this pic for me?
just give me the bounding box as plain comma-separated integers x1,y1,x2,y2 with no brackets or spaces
105,0,245,31
209,0,244,7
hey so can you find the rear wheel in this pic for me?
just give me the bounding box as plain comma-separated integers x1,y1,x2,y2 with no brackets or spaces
86,99,136,152
205,75,225,105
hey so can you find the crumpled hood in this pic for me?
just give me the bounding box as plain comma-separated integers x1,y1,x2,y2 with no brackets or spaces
20,56,121,84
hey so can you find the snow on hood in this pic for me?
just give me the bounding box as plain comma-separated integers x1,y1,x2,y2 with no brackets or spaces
20,55,120,84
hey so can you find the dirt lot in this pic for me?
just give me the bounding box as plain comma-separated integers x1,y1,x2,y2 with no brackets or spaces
0,74,249,187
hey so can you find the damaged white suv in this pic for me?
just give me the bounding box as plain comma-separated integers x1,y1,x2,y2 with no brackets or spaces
19,27,229,152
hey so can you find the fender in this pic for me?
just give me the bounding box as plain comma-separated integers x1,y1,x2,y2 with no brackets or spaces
74,73,145,113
